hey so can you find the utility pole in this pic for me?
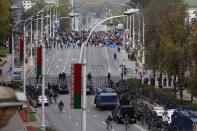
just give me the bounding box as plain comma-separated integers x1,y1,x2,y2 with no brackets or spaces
49,7,52,38
23,24,26,95
30,18,33,65
40,11,46,131
36,14,39,48
132,13,135,49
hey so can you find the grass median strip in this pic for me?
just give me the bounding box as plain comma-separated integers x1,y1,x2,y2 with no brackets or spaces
19,106,37,122
0,47,8,56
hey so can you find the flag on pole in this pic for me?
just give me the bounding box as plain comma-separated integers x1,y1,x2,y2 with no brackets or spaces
37,46,42,76
71,64,82,109
19,34,24,65
8,36,12,54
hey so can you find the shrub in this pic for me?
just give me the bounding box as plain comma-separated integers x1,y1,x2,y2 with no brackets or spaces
0,54,6,57
127,78,197,110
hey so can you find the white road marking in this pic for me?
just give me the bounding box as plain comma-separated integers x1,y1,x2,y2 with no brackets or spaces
59,58,62,61
63,110,65,112
46,51,58,74
104,47,111,73
63,49,71,72
56,65,59,68
75,122,79,126
102,121,106,125
133,124,147,131
112,129,115,131
94,114,98,118
68,115,71,119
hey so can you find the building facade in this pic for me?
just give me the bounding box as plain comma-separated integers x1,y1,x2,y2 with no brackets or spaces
22,1,35,11
10,0,23,24
184,0,197,22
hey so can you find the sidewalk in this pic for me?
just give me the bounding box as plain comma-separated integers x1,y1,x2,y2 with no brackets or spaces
121,48,197,104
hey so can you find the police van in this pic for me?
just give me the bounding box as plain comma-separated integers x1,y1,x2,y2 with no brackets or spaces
171,110,197,131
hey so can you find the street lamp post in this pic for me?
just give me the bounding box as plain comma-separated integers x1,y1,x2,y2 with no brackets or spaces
79,12,136,131
125,9,145,65
12,20,27,70
135,12,145,65
40,11,46,131
30,18,33,65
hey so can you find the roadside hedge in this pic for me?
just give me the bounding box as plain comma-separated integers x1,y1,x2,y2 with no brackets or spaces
127,78,197,110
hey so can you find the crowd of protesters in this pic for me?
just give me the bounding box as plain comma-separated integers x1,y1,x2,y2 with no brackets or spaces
42,30,132,50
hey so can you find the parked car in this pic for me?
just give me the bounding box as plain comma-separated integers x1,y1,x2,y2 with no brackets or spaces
111,104,136,124
150,105,165,118
162,109,175,124
37,95,49,106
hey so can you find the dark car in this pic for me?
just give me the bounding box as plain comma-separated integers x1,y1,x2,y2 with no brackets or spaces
59,84,69,94
111,105,136,124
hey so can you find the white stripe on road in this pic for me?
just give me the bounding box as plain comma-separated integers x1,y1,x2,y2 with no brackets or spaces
105,47,111,73
68,115,72,119
94,114,98,118
46,51,58,74
63,49,71,72
75,122,79,126
133,124,147,131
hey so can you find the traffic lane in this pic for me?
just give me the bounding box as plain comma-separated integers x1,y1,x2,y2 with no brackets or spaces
45,48,57,71
96,47,108,76
86,46,102,76
48,49,68,74
37,94,145,131
86,96,144,131
45,102,79,131
107,48,121,76
64,48,81,74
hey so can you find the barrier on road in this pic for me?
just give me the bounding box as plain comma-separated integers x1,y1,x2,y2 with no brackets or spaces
26,75,122,88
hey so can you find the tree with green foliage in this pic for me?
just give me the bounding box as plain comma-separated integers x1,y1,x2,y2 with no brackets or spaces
145,0,189,103
0,0,11,45
187,20,197,101
21,0,45,20
57,0,71,31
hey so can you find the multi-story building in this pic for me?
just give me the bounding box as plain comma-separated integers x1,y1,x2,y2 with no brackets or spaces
22,0,35,11
185,0,197,23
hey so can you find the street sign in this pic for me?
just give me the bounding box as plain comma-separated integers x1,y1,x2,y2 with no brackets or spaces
12,68,23,81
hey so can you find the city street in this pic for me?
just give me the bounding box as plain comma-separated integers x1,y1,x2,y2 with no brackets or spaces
44,46,137,77
37,94,147,131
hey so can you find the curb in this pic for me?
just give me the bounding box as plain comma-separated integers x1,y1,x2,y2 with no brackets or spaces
27,126,37,131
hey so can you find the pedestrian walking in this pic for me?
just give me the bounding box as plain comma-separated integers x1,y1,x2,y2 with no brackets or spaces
105,115,112,130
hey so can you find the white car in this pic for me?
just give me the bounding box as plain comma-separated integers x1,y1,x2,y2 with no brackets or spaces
37,95,49,106
162,109,175,124
153,106,165,117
